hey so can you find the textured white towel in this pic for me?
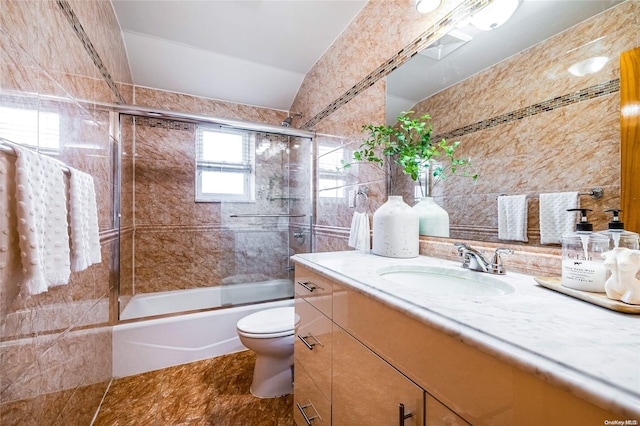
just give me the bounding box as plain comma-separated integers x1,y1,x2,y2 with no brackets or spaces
14,147,70,295
0,155,12,282
539,192,579,244
498,195,528,242
348,211,370,251
69,167,101,272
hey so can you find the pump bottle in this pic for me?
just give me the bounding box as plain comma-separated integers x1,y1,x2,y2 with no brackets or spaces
597,209,639,250
561,208,609,292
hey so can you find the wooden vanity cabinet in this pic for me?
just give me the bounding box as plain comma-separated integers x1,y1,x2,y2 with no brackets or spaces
295,265,463,425
329,269,615,425
294,269,333,425
332,324,425,425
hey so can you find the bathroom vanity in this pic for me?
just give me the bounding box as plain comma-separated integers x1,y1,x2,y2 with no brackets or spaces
292,251,640,425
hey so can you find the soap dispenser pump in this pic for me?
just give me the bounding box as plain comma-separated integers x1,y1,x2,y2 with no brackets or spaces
597,209,639,250
561,208,609,292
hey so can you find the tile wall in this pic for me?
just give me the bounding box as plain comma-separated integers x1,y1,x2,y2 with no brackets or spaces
407,1,639,244
291,0,472,253
291,0,638,275
121,87,311,305
1,0,637,423
0,0,131,423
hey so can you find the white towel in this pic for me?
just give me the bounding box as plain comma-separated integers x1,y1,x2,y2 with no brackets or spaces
14,147,70,295
69,167,101,272
348,211,370,251
498,195,528,242
539,192,579,244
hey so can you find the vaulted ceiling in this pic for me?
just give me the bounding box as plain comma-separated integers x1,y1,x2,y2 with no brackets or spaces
111,0,367,112
112,0,623,117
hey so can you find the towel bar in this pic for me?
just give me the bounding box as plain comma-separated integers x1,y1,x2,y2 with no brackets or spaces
229,214,306,218
0,139,71,174
497,188,604,200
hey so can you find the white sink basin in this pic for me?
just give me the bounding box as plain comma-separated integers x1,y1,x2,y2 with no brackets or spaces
377,265,515,297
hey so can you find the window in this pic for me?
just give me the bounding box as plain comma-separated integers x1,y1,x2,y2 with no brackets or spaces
0,106,60,153
196,126,255,202
318,145,346,199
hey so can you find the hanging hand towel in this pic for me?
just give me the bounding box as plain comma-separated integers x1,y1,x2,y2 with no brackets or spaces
348,212,370,251
0,155,13,285
14,147,70,295
69,167,102,272
539,191,579,244
498,194,528,242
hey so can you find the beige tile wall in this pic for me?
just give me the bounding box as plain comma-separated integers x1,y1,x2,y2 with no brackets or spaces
291,0,637,268
406,1,639,243
127,92,308,297
1,0,636,422
0,0,131,423
290,0,471,254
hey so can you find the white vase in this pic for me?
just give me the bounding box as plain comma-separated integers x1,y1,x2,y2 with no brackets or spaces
412,197,450,237
372,196,419,258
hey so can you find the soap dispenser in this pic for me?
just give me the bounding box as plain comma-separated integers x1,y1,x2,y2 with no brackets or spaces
561,208,609,292
597,209,639,250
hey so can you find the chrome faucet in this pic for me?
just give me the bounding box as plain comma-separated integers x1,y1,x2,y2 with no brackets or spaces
454,242,513,275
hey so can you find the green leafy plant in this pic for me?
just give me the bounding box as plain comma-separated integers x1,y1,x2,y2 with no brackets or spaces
342,111,477,197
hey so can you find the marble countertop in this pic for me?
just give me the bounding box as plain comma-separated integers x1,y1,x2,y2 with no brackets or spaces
292,250,640,417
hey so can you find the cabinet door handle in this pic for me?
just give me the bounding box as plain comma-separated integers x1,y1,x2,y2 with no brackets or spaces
298,333,321,350
399,403,413,425
297,401,322,424
298,280,321,292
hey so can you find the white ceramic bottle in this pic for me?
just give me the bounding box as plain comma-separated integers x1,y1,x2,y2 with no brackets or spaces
372,196,419,258
412,197,450,237
561,208,609,292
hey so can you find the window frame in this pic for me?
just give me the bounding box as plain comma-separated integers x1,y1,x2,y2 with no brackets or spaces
195,126,255,202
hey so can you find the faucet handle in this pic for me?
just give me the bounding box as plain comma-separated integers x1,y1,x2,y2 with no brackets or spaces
454,242,470,255
490,248,513,275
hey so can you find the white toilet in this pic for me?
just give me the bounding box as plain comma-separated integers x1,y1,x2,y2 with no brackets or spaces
236,306,300,398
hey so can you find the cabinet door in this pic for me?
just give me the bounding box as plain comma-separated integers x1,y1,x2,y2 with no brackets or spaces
427,395,471,426
295,363,331,425
332,325,424,426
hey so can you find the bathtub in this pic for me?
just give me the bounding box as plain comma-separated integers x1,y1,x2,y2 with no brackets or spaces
113,288,294,378
120,278,293,320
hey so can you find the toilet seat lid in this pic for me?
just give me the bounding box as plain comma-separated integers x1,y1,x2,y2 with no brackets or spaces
237,307,299,335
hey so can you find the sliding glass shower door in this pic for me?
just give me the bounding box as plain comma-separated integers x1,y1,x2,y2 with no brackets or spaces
119,113,312,321
213,131,312,307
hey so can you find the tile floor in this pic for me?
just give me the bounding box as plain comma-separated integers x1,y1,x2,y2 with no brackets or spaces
93,350,293,425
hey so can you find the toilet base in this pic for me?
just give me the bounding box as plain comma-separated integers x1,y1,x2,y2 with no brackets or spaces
249,353,294,398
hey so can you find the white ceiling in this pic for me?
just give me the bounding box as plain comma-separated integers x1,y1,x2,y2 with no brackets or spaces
111,0,367,112
111,0,623,117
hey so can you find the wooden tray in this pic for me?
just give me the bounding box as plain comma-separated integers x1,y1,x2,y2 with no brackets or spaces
534,276,640,314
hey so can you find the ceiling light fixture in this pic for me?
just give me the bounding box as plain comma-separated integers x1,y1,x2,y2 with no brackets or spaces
415,0,441,14
568,56,609,77
470,0,520,31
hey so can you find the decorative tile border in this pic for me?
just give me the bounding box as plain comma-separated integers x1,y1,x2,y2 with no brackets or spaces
56,0,126,104
301,0,489,130
134,117,195,131
301,0,620,142
435,79,620,141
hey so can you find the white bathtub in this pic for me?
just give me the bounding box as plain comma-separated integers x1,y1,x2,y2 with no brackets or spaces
120,278,293,320
113,289,294,378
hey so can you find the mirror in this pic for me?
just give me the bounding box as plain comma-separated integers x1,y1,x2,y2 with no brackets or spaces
386,0,635,246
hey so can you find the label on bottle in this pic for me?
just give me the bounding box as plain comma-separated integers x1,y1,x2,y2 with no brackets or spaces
561,259,607,292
